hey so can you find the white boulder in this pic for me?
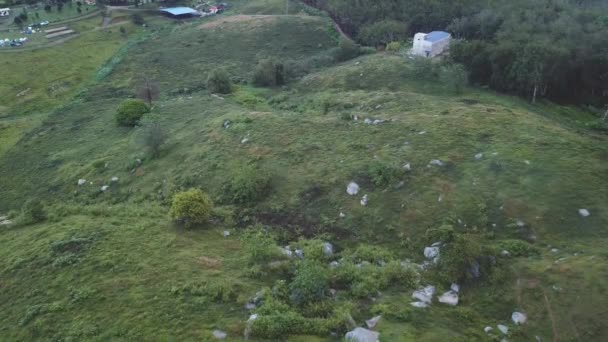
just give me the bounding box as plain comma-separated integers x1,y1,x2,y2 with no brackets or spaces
212,330,227,339
361,194,369,206
484,326,493,333
347,182,360,195
475,153,483,160
410,301,429,308
322,242,334,256
100,185,109,192
365,315,382,329
412,285,435,304
512,312,527,325
450,283,460,293
578,209,590,217
438,291,459,306
424,247,439,260
345,327,379,342
497,324,509,334
77,179,86,186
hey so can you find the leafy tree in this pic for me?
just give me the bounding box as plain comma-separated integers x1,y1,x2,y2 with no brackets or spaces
140,115,166,159
169,189,213,228
359,19,408,47
252,58,286,87
207,69,232,94
136,76,160,106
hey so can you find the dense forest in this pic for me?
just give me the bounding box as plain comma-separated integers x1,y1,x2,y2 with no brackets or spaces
301,0,608,105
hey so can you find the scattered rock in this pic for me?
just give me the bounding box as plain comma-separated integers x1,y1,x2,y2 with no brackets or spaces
280,246,293,258
345,327,380,342
111,176,119,182
431,241,442,247
516,219,525,227
524,160,531,165
410,301,429,308
372,119,385,125
412,285,435,304
136,158,142,165
375,104,382,109
403,163,412,171
223,119,231,129
438,194,443,202
100,185,109,192
450,283,460,293
551,248,559,253
241,137,250,144
424,247,439,260
497,324,509,335
347,182,360,196
329,261,339,268
322,242,334,256
212,330,227,339
578,209,590,217
0,217,13,226
511,312,527,325
339,211,346,218
295,249,304,259
419,131,427,135
329,288,337,296
468,260,481,279
429,159,444,167
364,315,381,330
360,194,369,206
364,118,373,124
244,303,256,310
484,326,493,334
77,179,86,186
501,250,511,257
223,230,230,237
438,291,459,306
475,153,483,160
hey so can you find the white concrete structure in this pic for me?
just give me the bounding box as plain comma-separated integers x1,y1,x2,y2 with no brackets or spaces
412,31,451,58
0,8,10,17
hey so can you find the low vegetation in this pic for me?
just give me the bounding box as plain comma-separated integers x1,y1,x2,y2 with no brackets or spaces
169,189,213,228
115,99,150,127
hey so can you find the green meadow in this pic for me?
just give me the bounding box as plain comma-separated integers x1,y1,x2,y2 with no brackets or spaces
0,1,606,341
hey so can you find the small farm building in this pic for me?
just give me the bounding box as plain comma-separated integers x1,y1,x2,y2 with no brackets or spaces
160,7,200,19
412,31,451,58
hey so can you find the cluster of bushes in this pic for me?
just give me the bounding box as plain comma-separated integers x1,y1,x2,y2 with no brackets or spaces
410,58,469,94
169,188,213,228
207,69,233,94
220,165,272,204
366,161,402,188
115,99,150,127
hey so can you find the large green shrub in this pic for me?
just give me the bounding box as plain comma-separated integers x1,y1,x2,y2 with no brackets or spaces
221,165,272,203
367,161,401,187
18,199,47,226
169,189,213,228
207,69,232,94
252,58,286,87
115,99,150,127
241,226,280,263
440,63,469,94
332,37,360,62
289,260,330,305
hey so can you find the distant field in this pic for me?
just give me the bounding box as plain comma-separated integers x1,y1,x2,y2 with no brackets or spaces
0,1,606,341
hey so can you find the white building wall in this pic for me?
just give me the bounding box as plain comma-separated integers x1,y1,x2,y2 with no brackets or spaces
411,32,451,58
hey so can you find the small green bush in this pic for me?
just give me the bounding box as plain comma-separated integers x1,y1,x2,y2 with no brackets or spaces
169,189,213,228
18,199,47,226
332,37,360,62
289,260,330,305
115,99,149,127
252,58,286,87
496,239,539,257
410,57,439,80
241,226,280,263
367,162,401,187
386,41,402,52
207,69,232,94
221,165,272,204
436,233,490,283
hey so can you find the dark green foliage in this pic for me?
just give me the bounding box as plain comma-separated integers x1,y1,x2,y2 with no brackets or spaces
115,99,149,127
206,69,232,94
289,260,330,305
410,57,439,81
332,37,360,62
131,13,144,26
221,165,272,203
435,233,492,283
367,161,401,187
18,199,46,226
496,239,539,257
252,58,286,87
359,19,408,46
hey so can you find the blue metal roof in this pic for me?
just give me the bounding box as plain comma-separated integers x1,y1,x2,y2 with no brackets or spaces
160,7,198,16
425,31,450,43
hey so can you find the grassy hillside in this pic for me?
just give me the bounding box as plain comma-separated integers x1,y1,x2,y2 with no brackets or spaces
0,1,607,341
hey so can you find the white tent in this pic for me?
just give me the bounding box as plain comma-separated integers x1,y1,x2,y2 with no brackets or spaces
412,31,451,58
0,8,10,17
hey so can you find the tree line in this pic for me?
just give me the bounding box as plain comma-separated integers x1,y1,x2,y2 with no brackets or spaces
301,0,608,105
